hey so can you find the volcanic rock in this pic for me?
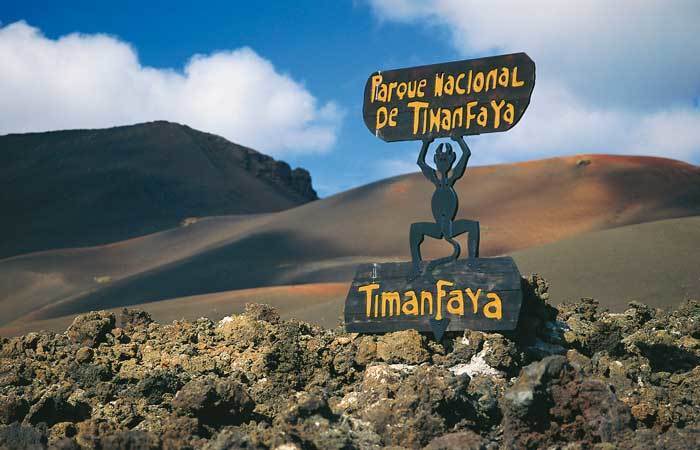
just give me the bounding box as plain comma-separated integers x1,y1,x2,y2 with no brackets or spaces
172,377,254,427
0,275,698,448
66,312,115,348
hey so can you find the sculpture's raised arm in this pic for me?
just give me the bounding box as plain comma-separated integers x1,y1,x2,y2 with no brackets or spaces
448,134,471,184
417,138,438,185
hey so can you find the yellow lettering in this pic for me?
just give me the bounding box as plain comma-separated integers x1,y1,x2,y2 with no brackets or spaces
418,79,427,97
387,81,398,102
420,291,433,316
441,109,451,130
503,103,515,124
381,291,401,317
358,283,380,317
473,72,484,93
466,288,481,314
434,73,445,97
490,100,505,128
484,293,503,319
477,106,488,127
443,75,454,95
408,101,429,134
376,83,387,102
388,107,398,127
455,73,466,94
375,107,388,131
402,291,419,315
452,107,463,129
429,108,441,133
407,80,418,98
370,74,383,103
467,70,473,94
465,101,478,129
498,67,509,87
447,290,465,315
512,67,524,87
396,82,408,100
436,280,453,321
360,281,503,321
485,69,498,92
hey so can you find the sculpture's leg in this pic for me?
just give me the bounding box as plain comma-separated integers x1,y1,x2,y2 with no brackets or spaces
409,222,442,279
452,219,480,258
426,220,461,272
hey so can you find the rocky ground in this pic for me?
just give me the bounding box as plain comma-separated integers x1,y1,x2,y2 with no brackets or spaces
1,275,699,449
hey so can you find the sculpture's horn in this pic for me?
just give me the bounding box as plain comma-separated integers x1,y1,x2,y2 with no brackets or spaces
445,143,453,152
436,143,444,153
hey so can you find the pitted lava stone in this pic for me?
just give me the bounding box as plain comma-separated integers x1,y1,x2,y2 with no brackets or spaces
0,277,698,449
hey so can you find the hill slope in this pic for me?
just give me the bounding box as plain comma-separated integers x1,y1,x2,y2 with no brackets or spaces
512,215,700,311
1,154,699,332
0,121,317,257
5,216,698,336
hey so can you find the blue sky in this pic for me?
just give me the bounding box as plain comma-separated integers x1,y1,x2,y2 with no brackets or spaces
2,1,700,196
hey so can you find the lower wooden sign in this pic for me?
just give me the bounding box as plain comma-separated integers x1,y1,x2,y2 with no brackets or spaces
344,257,523,340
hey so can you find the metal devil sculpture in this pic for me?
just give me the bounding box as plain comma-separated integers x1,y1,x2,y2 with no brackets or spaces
409,135,479,280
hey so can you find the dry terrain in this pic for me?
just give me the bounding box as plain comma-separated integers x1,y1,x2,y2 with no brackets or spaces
5,216,698,336
1,153,699,336
0,121,317,257
513,216,700,311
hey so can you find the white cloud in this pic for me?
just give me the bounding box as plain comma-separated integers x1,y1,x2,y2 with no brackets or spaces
368,0,700,165
380,157,419,176
0,21,341,156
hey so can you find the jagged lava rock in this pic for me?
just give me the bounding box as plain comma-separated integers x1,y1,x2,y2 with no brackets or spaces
0,275,698,449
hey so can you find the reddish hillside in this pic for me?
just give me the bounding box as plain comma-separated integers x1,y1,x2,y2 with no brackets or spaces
1,153,698,333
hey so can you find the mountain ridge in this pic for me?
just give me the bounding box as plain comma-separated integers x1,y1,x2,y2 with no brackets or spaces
0,121,317,257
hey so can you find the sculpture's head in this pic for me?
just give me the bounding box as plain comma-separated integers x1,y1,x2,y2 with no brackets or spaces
434,143,456,174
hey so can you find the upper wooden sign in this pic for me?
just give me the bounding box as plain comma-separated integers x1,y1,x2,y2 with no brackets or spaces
363,53,535,142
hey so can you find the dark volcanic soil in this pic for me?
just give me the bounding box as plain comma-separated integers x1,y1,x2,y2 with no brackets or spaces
1,276,699,449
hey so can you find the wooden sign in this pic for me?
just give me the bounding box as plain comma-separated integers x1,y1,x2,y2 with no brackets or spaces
363,52,535,142
345,257,523,340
